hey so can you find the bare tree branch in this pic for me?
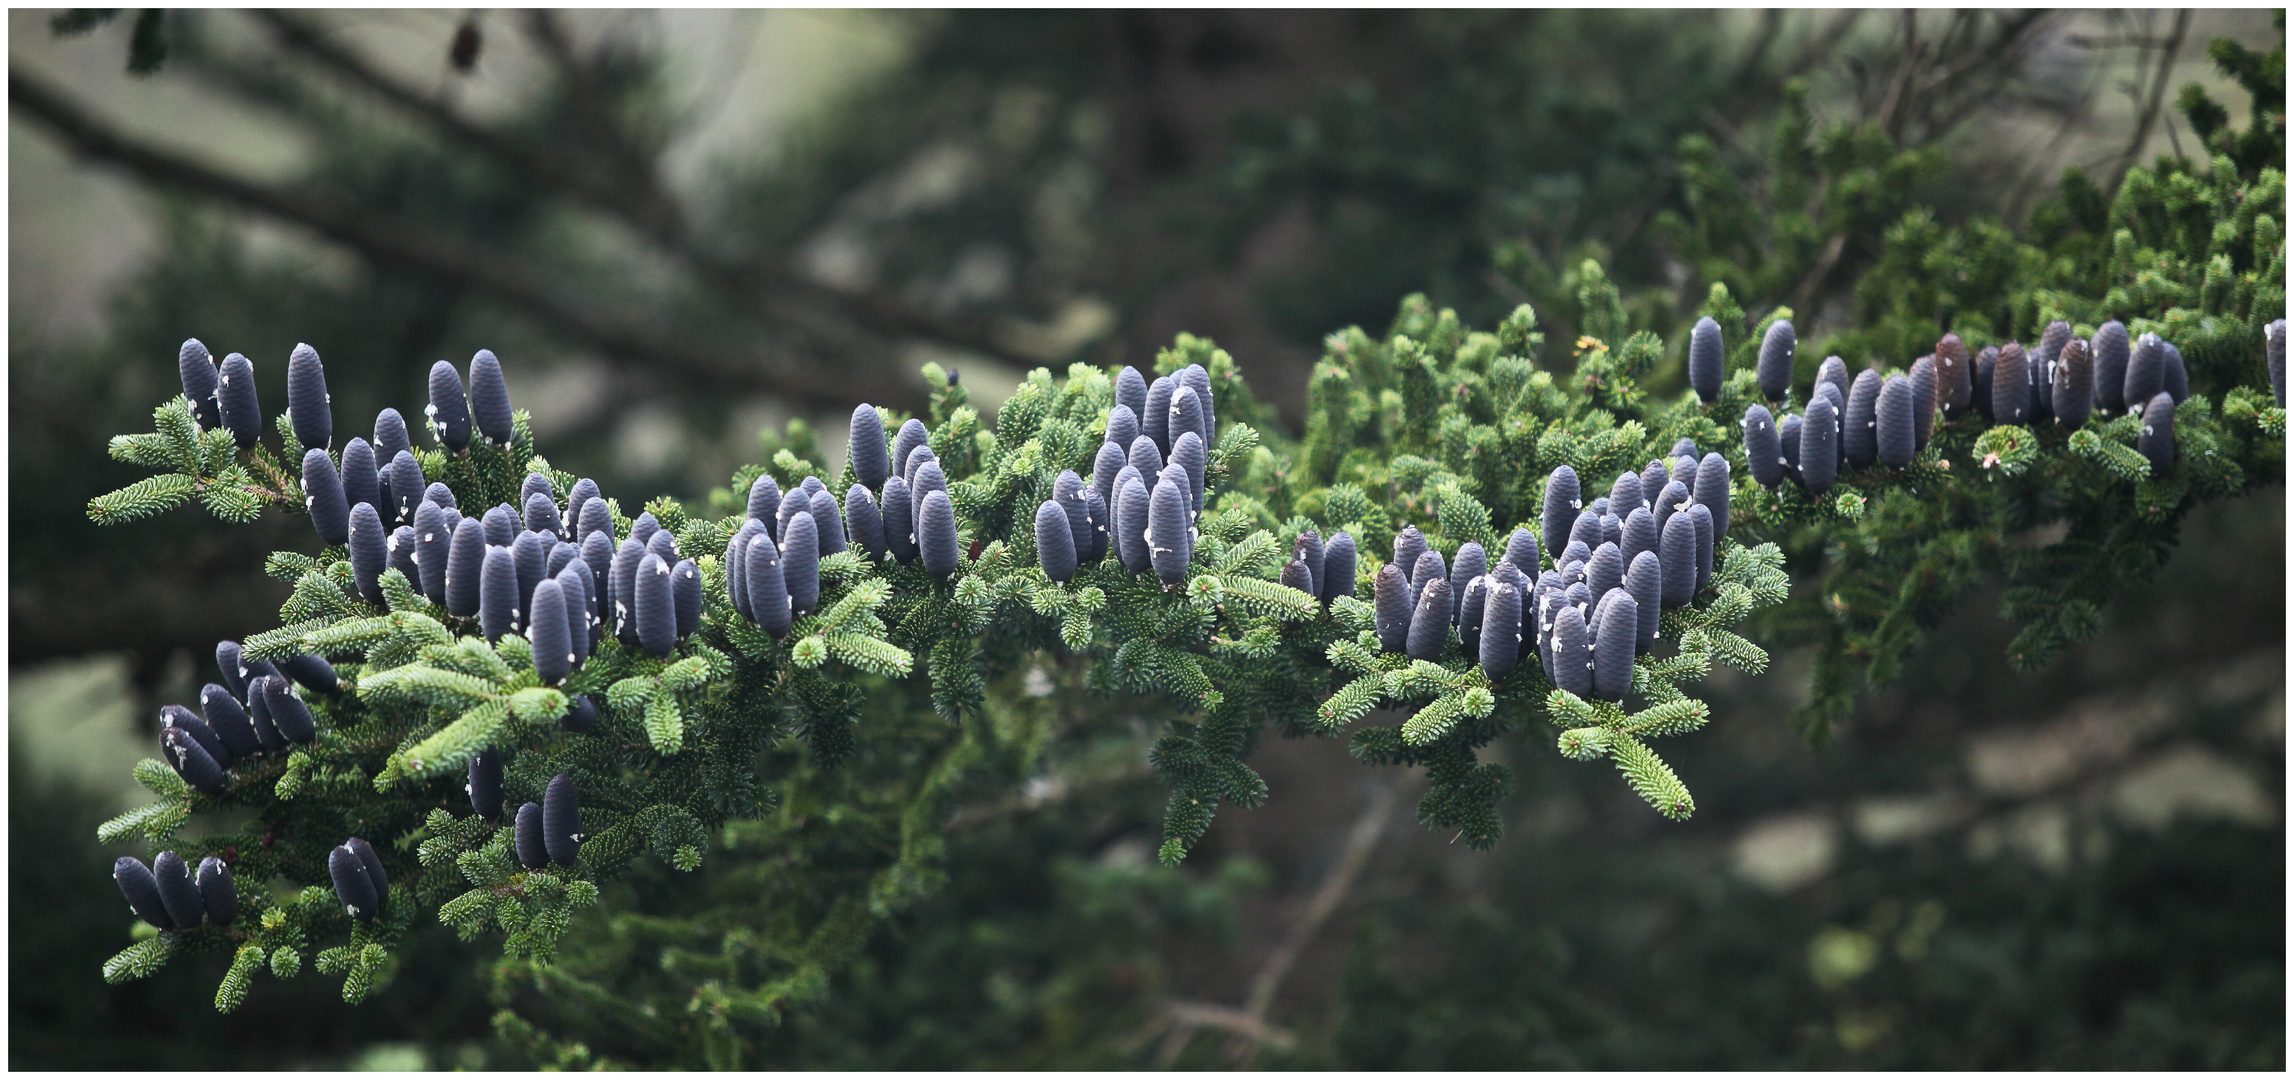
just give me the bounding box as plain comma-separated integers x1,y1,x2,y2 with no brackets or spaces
2113,9,2191,192
252,10,687,250
1227,775,1401,1068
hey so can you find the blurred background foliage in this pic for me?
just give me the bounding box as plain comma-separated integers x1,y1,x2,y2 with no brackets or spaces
11,8,2283,1068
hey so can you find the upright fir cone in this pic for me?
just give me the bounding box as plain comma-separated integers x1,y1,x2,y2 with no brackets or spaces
1687,316,1723,405
215,352,262,449
1321,531,1357,606
1393,525,1430,589
179,338,221,429
1104,404,1141,457
114,856,173,929
2138,392,2177,472
747,474,783,538
1609,471,1644,518
1638,460,1669,510
1115,365,1149,423
891,419,929,488
846,485,887,561
1127,436,1163,497
2091,321,2130,415
880,476,917,565
1502,528,1539,578
468,349,514,449
1908,355,1938,449
1592,589,1638,702
1620,507,1657,570
633,552,677,657
155,855,207,936
1479,581,1522,682
515,802,548,870
764,517,815,625
413,501,451,604
1373,564,1411,654
530,579,572,684
1992,342,2030,424
2160,341,2188,404
1447,541,1488,618
1171,431,1207,514
161,725,227,794
2125,332,2167,415
196,856,237,926
1875,374,1915,469
1585,542,1624,602
1294,529,1326,599
1844,369,1882,468
329,844,380,921
430,481,463,515
558,563,594,659
513,530,551,625
1693,453,1731,539
348,502,388,605
426,359,472,453
200,683,260,760
524,491,562,539
1091,441,1129,507
629,510,663,549
1409,549,1448,599
745,533,791,637
1082,486,1110,564
903,445,938,493
1551,605,1592,697
1053,471,1092,559
1626,549,1662,654
1936,333,1973,418
561,694,600,733
1395,576,1448,662
913,489,967,581
1659,509,1696,608
848,404,889,490
1743,404,1784,488
374,408,412,464
344,836,389,910
286,342,332,452
1653,480,1688,542
1800,393,1840,494
579,531,613,621
303,447,350,545
1815,355,1849,405
1180,362,1215,438
278,652,343,697
162,704,229,768
1114,475,1152,574
809,489,848,556
544,773,581,867
1168,385,1207,455
1457,575,1489,652
260,677,317,744
1757,319,1796,402
480,545,519,642
1147,465,1193,585
1279,558,1315,596
1812,378,1845,423
387,450,426,527
444,515,486,617
1688,502,1715,593
246,676,289,755
1973,346,1997,421
2054,338,2094,429
775,488,810,547
387,525,419,587
1143,375,1175,456
1035,500,1078,583
912,460,950,505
